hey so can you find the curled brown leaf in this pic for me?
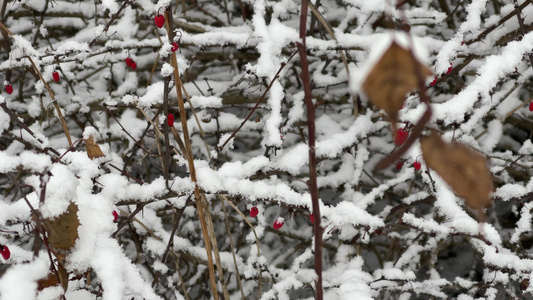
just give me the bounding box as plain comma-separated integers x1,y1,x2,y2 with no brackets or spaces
362,41,432,130
421,132,493,218
85,136,105,160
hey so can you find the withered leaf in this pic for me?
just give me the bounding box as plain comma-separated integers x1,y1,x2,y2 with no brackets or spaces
43,202,80,251
421,132,493,216
40,253,69,291
85,136,105,160
57,257,69,291
38,272,60,291
362,41,432,129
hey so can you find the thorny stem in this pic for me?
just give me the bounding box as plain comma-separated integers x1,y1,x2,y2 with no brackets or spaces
298,1,323,299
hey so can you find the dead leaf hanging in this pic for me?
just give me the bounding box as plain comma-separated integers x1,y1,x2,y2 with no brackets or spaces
85,136,105,160
362,41,432,130
421,132,493,217
43,202,80,251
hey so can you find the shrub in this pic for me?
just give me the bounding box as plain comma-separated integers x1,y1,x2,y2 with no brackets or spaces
1,0,533,299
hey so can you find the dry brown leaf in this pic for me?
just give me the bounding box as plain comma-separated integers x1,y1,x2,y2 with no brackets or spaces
57,257,69,291
38,272,60,291
43,202,80,251
362,41,432,130
85,136,105,160
421,132,493,216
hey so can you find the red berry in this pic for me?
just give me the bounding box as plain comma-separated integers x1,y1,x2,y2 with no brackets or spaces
130,62,137,70
461,40,465,46
273,218,284,230
0,245,10,260
395,128,408,146
52,71,60,82
446,64,452,74
171,42,179,52
5,84,13,94
125,57,133,66
413,161,421,170
430,76,438,86
249,207,259,217
167,113,175,127
154,14,165,28
529,101,533,112
309,214,314,224
112,210,119,222
395,161,403,170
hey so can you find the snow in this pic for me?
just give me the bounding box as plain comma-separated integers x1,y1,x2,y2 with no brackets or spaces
0,258,49,300
1,0,532,299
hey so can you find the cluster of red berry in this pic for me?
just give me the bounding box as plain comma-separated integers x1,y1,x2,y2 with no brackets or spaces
249,207,287,228
393,128,422,170
4,69,59,94
123,10,180,69
155,12,179,52
125,57,137,70
249,206,317,229
395,159,421,171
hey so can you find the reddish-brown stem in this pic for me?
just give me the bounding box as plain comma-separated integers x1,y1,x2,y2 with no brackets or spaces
298,1,323,299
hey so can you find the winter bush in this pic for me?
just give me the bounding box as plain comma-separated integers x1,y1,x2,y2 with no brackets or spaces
1,0,533,299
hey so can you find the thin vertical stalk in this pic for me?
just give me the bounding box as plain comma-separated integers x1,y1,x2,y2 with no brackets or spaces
297,1,323,299
220,197,245,300
165,8,220,299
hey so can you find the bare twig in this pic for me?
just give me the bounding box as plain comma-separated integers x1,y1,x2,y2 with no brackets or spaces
215,50,298,154
220,197,245,300
88,0,132,47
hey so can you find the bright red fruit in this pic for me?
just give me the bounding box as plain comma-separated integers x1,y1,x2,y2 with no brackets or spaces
154,14,165,28
395,161,403,170
171,42,179,52
273,218,284,230
112,210,119,222
309,214,314,224
52,71,60,82
126,57,133,66
446,64,453,74
249,207,259,217
430,76,438,86
5,84,13,94
0,245,10,260
167,113,175,127
395,128,408,146
413,161,421,170
130,62,137,70
529,101,533,112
